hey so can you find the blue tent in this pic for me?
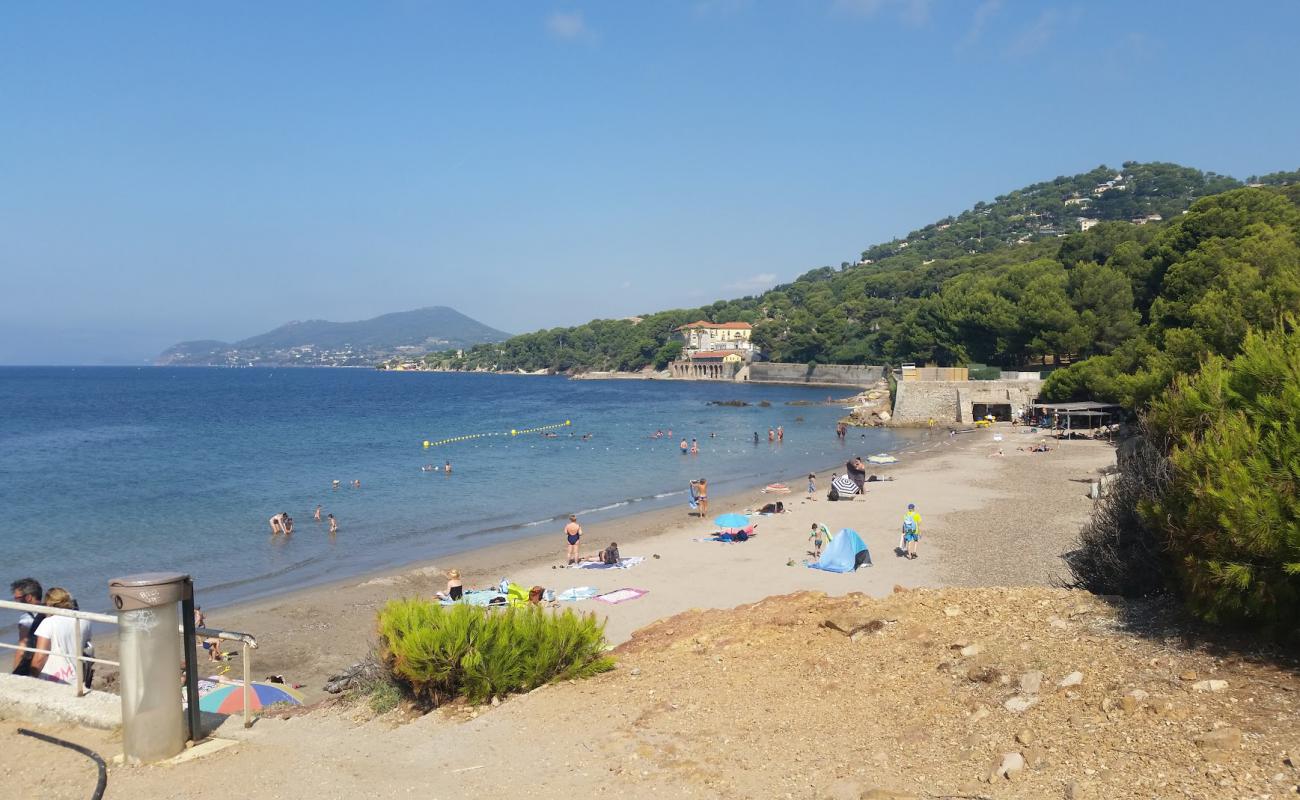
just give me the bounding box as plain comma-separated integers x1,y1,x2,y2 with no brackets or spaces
808,528,871,572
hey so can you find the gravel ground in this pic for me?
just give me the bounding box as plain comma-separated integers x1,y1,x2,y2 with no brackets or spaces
932,435,1114,588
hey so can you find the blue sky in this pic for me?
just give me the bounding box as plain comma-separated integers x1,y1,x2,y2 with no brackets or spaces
1,1,1297,364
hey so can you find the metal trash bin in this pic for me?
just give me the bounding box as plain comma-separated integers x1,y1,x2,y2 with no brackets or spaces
109,573,189,764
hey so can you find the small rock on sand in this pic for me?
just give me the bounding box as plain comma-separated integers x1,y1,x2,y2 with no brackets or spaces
1194,727,1243,751
1004,696,1037,713
1057,671,1083,688
1192,679,1229,692
1020,671,1044,695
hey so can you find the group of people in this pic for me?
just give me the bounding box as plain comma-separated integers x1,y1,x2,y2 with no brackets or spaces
422,461,453,473
10,578,93,687
804,502,922,560
271,507,338,535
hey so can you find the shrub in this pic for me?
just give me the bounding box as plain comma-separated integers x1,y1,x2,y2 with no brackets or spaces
376,599,614,707
1140,323,1300,632
1061,430,1172,598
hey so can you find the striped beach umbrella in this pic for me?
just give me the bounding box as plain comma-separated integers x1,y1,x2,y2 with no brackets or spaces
831,474,860,495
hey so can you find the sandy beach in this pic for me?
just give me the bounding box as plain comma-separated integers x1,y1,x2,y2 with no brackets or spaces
28,428,1299,800
94,425,1114,702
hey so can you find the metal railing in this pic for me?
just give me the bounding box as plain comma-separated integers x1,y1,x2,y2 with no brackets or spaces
4,599,262,729
194,625,259,728
0,599,117,698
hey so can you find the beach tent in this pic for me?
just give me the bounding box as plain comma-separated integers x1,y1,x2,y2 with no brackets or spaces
809,528,871,573
830,474,859,498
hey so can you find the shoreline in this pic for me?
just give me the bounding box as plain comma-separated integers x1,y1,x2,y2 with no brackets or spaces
89,427,958,691
96,426,1114,702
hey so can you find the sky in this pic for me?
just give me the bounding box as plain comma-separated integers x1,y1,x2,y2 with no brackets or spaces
1,2,1298,364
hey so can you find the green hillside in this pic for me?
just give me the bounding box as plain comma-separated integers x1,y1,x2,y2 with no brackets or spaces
430,162,1292,375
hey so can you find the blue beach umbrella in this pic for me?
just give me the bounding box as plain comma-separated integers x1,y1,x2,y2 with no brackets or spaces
713,513,750,529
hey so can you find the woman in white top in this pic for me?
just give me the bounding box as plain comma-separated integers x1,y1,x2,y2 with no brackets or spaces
29,587,92,686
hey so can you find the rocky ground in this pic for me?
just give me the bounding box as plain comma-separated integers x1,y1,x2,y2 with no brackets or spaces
9,586,1297,799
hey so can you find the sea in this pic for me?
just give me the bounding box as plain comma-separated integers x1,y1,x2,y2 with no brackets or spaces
0,367,913,614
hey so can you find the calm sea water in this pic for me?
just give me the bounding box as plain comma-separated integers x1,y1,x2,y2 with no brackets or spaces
0,367,907,612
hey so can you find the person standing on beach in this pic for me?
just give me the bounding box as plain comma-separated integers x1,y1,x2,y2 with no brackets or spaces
564,515,582,564
806,472,816,499
900,503,922,559
696,478,708,518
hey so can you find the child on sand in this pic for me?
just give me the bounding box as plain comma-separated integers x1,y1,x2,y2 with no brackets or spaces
806,472,816,499
900,503,921,559
809,523,828,557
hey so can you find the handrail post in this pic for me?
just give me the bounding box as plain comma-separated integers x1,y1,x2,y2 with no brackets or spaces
242,642,251,729
73,617,84,698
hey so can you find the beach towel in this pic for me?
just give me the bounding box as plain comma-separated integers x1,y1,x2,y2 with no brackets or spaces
699,532,757,542
762,483,791,494
574,556,645,570
688,481,700,510
439,589,504,606
556,586,600,602
595,588,648,605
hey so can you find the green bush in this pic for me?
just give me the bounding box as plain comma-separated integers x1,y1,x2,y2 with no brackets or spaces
1141,323,1300,631
376,599,614,706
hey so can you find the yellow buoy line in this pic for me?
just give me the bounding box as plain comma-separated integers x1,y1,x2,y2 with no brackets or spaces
423,420,571,448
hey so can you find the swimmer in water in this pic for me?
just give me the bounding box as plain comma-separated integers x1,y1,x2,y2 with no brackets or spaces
332,480,341,490
444,461,452,474
327,513,338,535
314,505,322,522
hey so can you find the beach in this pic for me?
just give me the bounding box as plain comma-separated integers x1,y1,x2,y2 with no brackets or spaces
39,428,1300,800
115,426,1114,702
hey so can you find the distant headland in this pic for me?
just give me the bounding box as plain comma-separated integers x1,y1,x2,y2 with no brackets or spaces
156,306,509,367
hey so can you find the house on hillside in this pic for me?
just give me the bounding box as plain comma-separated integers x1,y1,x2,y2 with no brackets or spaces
1078,217,1101,231
674,321,754,354
670,321,757,381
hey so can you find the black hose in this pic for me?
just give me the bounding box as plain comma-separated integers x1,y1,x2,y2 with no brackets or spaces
16,727,108,800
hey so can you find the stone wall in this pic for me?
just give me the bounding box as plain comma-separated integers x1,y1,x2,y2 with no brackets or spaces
668,360,743,381
892,379,1043,425
744,363,884,387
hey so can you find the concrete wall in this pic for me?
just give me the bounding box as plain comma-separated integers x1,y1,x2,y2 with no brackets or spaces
892,379,1042,424
744,363,884,386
